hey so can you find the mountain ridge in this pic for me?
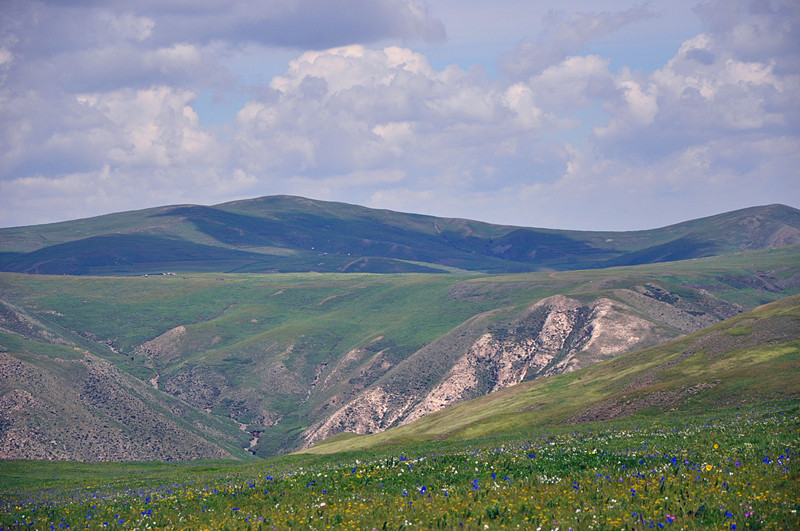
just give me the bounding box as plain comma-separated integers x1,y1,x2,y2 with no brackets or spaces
1,197,799,274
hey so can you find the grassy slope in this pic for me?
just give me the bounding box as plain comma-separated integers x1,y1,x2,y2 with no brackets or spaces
303,293,800,454
0,286,798,528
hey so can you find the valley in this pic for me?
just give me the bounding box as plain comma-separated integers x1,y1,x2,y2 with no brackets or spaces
1,244,799,460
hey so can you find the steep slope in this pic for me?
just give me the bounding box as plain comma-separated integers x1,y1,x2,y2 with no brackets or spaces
0,301,253,462
304,293,800,454
1,197,799,274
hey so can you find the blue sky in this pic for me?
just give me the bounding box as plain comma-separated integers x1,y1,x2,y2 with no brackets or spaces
0,0,797,230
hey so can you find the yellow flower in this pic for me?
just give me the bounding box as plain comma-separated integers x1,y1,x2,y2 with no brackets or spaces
705,464,713,471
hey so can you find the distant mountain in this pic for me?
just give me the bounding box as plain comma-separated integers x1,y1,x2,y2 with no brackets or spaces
1,196,799,274
304,293,800,455
2,245,798,459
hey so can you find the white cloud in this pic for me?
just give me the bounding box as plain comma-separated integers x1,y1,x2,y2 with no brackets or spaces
593,4,797,162
144,44,205,76
530,55,616,113
75,87,222,168
270,45,435,94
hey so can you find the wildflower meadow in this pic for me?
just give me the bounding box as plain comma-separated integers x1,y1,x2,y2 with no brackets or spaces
1,406,798,530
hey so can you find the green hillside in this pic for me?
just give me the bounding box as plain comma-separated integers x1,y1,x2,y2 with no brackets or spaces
1,196,798,274
304,294,800,454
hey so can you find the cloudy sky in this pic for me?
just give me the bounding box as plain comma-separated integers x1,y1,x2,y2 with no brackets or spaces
1,0,798,230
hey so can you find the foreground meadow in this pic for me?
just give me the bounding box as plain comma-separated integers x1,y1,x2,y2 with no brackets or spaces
1,405,798,530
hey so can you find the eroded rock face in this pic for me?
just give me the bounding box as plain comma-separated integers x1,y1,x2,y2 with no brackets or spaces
402,296,658,425
302,387,415,448
301,294,663,447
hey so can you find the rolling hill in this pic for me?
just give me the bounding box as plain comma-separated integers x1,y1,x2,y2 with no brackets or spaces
1,196,799,274
1,245,799,460
303,293,800,454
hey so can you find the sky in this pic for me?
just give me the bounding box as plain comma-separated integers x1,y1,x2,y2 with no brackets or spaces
0,0,798,231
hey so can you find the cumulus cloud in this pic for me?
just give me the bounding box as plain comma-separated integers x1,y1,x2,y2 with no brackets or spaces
231,44,589,196
75,87,223,168
593,0,798,157
0,0,446,226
